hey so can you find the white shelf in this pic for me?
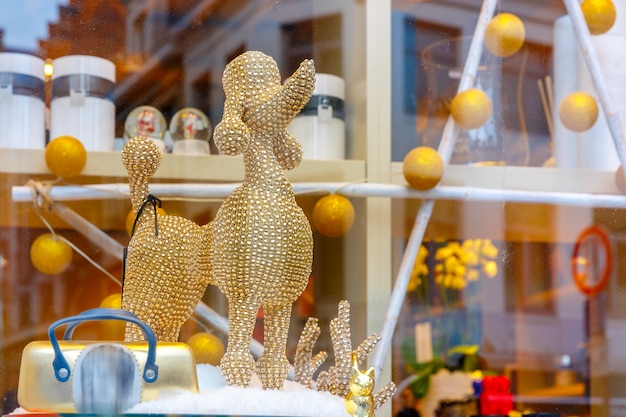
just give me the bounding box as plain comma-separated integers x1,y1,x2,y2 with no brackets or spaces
5,148,624,200
0,148,366,183
0,148,364,230
391,162,624,196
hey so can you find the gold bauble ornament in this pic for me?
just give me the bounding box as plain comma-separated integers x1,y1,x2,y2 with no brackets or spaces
558,91,599,132
99,293,125,339
450,88,492,130
402,146,444,190
45,135,87,178
484,13,526,57
581,0,617,35
30,233,72,275
186,332,226,366
312,194,355,237
100,292,122,309
125,207,167,237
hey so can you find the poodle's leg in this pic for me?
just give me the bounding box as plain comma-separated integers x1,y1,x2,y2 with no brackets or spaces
124,322,145,342
256,303,292,389
220,297,257,386
159,325,181,343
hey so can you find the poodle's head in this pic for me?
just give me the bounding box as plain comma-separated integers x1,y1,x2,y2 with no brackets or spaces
213,51,315,170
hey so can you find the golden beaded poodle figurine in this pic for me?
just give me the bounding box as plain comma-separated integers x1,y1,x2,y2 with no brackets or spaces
121,136,212,342
121,51,315,391
209,51,316,389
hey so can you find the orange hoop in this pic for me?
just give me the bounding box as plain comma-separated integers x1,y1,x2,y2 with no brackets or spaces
571,225,612,297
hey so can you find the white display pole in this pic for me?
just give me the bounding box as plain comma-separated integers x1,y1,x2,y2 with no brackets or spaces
370,0,499,382
14,182,626,208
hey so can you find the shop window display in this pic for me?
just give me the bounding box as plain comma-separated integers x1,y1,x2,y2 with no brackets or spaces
2,0,626,416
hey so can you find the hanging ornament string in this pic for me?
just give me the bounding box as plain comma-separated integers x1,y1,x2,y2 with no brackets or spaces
28,178,59,212
28,180,123,287
33,180,212,332
131,194,162,237
28,180,212,334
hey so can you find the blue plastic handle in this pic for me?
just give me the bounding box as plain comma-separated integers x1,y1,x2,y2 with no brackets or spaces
48,308,159,384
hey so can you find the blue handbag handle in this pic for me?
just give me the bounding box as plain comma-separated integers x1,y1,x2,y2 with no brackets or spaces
49,308,159,384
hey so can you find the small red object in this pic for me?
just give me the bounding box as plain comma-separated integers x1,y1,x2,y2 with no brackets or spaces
480,375,513,415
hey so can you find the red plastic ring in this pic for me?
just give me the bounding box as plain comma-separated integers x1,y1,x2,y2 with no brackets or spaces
571,225,611,297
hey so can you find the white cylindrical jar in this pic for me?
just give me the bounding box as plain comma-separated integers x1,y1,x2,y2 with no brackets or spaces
287,73,346,160
50,55,116,151
0,53,46,148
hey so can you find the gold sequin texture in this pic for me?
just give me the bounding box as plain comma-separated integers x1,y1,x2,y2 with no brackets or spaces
293,300,396,410
121,51,316,391
121,136,212,343
315,300,379,396
210,51,315,389
294,318,327,388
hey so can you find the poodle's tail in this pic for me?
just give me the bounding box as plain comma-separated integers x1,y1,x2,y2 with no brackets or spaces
121,136,162,216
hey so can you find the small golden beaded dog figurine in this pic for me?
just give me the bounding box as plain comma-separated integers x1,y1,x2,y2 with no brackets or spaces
345,352,376,417
210,51,316,389
121,136,212,343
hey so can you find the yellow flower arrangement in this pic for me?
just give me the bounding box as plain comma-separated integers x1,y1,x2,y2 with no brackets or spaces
409,239,499,294
402,239,500,400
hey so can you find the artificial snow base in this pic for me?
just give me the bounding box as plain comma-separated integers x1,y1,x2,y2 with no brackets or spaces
12,364,347,416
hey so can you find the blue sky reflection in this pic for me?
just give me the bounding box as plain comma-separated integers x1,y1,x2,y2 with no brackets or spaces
0,0,68,51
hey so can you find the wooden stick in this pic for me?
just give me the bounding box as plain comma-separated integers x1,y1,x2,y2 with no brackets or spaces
538,78,555,140
545,75,555,117
50,202,125,260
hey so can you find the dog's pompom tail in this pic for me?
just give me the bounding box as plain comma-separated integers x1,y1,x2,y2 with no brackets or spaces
122,136,162,212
